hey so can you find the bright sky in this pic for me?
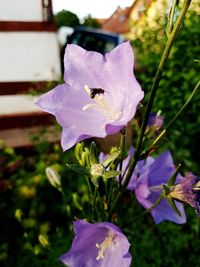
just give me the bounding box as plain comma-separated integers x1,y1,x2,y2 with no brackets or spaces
52,0,134,19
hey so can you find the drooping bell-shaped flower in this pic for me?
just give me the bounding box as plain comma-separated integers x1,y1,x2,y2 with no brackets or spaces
36,42,143,151
169,173,200,216
133,151,186,224
60,220,132,267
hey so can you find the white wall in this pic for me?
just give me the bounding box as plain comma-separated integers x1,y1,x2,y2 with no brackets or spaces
0,0,43,21
0,32,61,81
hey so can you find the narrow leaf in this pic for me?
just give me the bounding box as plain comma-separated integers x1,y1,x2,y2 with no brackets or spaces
66,164,90,175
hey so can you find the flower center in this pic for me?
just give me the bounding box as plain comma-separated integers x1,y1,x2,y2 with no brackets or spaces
82,85,122,122
90,164,104,176
96,230,116,260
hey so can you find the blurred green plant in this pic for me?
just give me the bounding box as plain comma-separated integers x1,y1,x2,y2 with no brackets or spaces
82,14,101,28
132,5,200,173
54,10,80,29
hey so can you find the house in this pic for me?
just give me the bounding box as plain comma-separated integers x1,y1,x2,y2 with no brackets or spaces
101,0,153,37
0,0,61,147
0,0,61,95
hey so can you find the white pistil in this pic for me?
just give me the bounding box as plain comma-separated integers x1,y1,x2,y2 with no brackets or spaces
82,85,122,122
149,185,163,192
193,181,200,191
96,231,116,260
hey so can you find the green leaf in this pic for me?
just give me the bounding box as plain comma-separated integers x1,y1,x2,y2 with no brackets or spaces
66,164,90,175
103,171,121,179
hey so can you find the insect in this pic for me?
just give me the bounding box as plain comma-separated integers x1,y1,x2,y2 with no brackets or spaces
89,88,105,99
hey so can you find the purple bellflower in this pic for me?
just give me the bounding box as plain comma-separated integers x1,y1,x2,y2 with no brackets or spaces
36,42,143,151
60,220,132,267
169,173,200,216
132,151,186,224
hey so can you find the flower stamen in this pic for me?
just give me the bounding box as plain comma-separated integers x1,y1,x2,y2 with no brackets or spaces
96,231,116,260
82,85,122,122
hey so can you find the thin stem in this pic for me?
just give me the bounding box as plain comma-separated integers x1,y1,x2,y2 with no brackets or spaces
85,175,93,195
135,193,165,221
119,128,126,186
110,0,192,213
109,189,124,215
147,79,200,151
92,187,97,221
107,179,114,209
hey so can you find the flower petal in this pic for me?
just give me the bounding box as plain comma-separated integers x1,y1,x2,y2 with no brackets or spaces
60,220,132,267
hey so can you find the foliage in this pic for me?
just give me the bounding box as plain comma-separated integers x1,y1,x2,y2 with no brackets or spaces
54,10,80,29
82,14,100,28
132,6,200,173
0,138,200,267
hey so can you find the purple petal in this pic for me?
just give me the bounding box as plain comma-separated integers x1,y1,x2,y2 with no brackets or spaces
148,151,176,186
60,220,132,267
37,43,143,150
134,151,186,224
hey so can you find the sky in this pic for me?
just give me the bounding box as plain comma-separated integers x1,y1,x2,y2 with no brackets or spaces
52,0,134,19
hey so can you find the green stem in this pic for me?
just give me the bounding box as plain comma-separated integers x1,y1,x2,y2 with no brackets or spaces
92,187,97,221
97,190,105,220
119,128,126,186
135,193,165,221
110,0,192,213
85,175,93,195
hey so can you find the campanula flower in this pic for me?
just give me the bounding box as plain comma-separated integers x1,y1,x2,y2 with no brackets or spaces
36,42,143,151
60,220,132,267
133,151,186,224
169,173,200,215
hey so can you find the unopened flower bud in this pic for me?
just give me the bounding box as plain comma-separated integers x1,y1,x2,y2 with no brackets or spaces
38,234,49,248
45,167,61,190
15,209,23,221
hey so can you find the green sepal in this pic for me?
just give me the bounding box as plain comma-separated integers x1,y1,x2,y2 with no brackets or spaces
101,151,120,168
82,151,90,167
167,196,182,217
75,143,84,164
89,141,98,165
163,184,170,195
167,163,182,186
66,164,90,175
103,171,121,179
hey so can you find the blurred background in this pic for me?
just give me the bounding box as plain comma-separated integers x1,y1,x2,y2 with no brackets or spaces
0,1,200,266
